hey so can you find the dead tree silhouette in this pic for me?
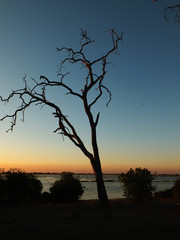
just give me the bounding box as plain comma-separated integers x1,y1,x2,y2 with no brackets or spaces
0,29,123,207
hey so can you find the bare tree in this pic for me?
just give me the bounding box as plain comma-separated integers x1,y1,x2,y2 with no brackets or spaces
0,29,123,206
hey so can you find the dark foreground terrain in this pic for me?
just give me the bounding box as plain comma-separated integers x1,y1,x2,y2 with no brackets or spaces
0,199,180,240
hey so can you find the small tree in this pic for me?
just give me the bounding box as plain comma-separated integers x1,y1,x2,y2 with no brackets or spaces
0,29,123,207
50,172,84,203
119,168,155,201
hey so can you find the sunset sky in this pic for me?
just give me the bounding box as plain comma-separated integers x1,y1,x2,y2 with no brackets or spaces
0,0,180,174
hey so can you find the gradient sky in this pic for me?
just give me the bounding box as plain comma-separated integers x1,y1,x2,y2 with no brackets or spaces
0,0,180,174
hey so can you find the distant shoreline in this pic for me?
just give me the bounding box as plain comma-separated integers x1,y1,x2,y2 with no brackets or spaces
33,172,180,176
1,170,180,176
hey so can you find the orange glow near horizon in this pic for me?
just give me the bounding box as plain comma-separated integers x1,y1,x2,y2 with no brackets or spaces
1,160,179,174
1,136,179,174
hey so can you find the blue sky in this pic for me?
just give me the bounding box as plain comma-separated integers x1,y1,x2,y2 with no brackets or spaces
0,0,180,173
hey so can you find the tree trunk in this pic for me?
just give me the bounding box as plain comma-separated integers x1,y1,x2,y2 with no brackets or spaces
90,156,109,207
82,94,109,207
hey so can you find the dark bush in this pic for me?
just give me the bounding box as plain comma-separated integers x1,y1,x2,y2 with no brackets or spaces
41,191,51,203
154,179,180,200
119,168,155,201
50,172,84,203
173,178,180,200
4,168,42,204
0,175,5,201
154,188,174,199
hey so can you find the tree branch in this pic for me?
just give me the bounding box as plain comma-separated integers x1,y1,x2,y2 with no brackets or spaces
91,30,123,66
39,75,82,98
163,4,180,22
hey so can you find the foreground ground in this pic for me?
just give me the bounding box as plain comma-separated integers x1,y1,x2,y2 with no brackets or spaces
0,199,180,240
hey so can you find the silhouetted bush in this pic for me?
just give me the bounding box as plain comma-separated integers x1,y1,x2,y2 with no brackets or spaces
4,168,42,204
50,172,84,203
119,168,155,201
173,179,180,200
154,179,180,200
41,191,51,203
154,188,174,199
0,175,5,201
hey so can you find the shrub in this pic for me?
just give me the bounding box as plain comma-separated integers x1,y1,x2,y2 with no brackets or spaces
154,179,180,200
0,175,5,201
41,191,51,203
50,172,84,203
119,168,155,201
173,178,180,200
154,188,174,199
5,168,42,204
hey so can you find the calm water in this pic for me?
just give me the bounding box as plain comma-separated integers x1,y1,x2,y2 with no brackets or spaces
36,174,180,200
